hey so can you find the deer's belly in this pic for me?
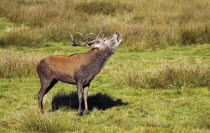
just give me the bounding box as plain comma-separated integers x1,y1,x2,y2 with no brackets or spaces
54,73,76,85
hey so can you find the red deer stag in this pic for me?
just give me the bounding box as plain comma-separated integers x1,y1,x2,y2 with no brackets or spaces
37,32,122,115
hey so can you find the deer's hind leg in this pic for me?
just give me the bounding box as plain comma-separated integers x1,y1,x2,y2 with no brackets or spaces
83,84,90,115
38,77,58,113
77,81,83,116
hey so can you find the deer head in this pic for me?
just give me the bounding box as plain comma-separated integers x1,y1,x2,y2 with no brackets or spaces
91,32,122,52
67,31,122,52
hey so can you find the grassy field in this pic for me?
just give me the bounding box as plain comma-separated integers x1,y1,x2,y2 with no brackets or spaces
0,43,210,132
0,0,210,133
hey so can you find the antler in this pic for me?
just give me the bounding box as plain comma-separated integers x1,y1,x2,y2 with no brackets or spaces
65,30,106,49
77,32,91,42
65,33,90,47
66,33,97,47
96,28,106,39
69,34,80,46
77,32,99,46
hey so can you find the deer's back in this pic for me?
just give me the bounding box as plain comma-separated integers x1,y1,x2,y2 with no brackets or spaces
37,53,91,84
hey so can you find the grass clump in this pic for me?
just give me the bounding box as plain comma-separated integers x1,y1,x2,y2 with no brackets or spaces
0,18,13,32
179,23,209,45
114,62,209,89
75,1,133,15
0,51,40,78
6,109,73,133
157,64,209,89
0,26,42,47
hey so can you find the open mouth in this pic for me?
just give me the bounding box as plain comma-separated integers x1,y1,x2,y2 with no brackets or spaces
115,32,121,42
115,32,122,43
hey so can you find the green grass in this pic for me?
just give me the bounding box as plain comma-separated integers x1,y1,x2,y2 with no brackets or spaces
113,62,209,89
0,44,210,132
0,18,12,33
0,1,210,132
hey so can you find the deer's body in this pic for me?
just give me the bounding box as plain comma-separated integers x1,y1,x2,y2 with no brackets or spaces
37,48,112,86
37,32,122,115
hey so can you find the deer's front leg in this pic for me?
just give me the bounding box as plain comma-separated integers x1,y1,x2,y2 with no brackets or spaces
83,85,89,115
77,83,83,116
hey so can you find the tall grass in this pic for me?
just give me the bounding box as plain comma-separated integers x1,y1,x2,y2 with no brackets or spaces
0,51,41,78
5,108,77,133
113,62,210,89
0,26,42,47
0,0,209,49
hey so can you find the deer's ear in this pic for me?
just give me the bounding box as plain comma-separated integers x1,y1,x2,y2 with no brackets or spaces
91,44,103,49
91,40,105,49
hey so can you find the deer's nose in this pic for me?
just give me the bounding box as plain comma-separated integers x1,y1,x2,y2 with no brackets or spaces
116,32,120,37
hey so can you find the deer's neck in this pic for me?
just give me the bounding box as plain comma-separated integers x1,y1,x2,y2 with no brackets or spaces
86,48,113,74
73,48,113,84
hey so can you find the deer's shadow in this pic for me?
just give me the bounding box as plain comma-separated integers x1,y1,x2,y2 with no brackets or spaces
51,91,127,111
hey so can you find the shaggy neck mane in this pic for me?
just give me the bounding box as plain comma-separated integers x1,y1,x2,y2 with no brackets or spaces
83,48,113,76
89,48,113,63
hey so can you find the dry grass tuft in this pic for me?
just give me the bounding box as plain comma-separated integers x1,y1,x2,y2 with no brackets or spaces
75,1,133,15
0,26,42,47
0,51,41,78
5,108,76,133
113,62,210,89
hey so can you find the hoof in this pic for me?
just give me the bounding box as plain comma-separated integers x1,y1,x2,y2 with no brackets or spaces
77,112,83,116
39,109,44,114
84,111,90,115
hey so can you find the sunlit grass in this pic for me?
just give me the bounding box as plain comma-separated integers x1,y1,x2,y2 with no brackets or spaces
0,1,210,131
6,108,73,133
0,45,209,132
113,62,209,89
1,78,209,132
0,51,41,78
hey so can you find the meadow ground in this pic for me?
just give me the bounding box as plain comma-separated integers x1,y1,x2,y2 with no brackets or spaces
0,0,210,132
0,43,209,133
